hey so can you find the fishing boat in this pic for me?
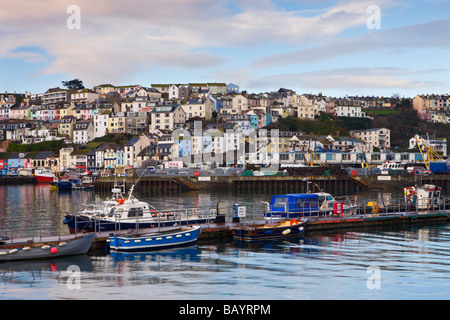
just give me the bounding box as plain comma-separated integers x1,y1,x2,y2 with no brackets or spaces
56,178,73,191
34,168,56,183
107,226,201,252
0,233,95,262
71,175,95,190
63,184,216,233
404,184,443,210
264,192,358,220
232,219,307,241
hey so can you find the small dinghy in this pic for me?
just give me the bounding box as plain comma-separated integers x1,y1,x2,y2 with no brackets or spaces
232,219,307,241
0,233,95,262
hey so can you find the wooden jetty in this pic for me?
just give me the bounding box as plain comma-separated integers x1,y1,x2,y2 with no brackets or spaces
1,209,449,255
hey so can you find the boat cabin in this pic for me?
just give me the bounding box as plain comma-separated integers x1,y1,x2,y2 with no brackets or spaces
270,193,319,214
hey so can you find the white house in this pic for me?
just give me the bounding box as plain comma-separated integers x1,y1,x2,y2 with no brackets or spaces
93,111,110,138
73,121,94,144
71,89,100,104
409,134,447,156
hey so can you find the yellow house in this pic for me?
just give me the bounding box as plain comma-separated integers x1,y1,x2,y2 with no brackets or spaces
108,114,126,133
58,115,76,139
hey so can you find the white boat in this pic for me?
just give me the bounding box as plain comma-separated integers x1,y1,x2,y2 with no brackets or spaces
34,168,56,183
63,184,216,233
378,161,406,171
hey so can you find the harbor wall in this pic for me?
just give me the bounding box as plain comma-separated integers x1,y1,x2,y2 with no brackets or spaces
94,174,450,196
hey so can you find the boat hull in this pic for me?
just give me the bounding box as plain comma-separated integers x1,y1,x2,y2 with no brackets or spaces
232,220,307,241
0,234,95,262
35,175,55,183
63,214,214,233
108,226,200,252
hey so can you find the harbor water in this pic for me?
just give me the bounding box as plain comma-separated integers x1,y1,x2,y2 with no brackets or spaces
0,184,450,300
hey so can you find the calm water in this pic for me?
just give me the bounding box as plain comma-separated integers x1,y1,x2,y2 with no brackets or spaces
0,184,449,300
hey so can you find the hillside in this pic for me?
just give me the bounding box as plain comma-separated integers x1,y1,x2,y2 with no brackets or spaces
266,99,450,149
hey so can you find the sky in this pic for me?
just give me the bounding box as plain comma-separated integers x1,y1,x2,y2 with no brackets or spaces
0,0,449,98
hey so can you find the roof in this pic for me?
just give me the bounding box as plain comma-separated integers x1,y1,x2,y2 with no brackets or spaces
124,137,140,146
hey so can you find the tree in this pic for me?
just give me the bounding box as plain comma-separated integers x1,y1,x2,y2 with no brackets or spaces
62,79,85,90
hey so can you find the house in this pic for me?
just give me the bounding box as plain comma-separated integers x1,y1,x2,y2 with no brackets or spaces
226,83,239,94
73,121,94,144
42,87,70,105
71,89,100,104
123,134,153,168
156,142,179,161
93,110,110,138
334,98,368,118
149,105,186,132
59,147,74,170
31,151,58,169
231,94,248,111
181,98,214,121
71,149,90,171
94,84,116,96
125,112,150,135
350,128,390,152
108,112,126,133
58,115,76,139
409,134,447,156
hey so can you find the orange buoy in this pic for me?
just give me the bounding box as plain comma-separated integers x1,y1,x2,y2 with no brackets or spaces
290,219,298,225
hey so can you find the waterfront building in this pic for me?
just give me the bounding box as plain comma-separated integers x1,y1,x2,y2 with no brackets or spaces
350,128,391,152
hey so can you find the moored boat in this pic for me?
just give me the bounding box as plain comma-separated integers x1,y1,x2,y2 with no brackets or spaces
63,184,216,233
34,168,56,183
107,226,201,252
0,233,95,262
232,219,307,241
264,192,358,220
404,184,443,210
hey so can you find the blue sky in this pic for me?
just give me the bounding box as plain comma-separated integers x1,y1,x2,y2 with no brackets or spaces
0,0,449,98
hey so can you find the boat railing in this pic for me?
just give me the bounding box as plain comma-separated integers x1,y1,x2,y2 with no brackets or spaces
0,215,65,245
261,195,450,221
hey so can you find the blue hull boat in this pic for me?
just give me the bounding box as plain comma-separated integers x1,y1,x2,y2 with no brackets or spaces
107,226,201,252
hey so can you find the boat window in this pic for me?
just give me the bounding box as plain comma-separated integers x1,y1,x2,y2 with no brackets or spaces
326,195,333,201
128,207,144,218
273,197,288,208
318,196,325,203
108,208,115,217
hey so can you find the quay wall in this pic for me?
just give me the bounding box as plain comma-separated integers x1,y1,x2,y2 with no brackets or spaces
94,174,450,196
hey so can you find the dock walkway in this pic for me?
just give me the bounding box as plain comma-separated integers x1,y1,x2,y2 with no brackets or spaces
2,210,449,251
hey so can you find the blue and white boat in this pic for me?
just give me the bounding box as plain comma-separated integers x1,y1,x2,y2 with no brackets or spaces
264,192,358,219
63,185,216,233
107,226,201,252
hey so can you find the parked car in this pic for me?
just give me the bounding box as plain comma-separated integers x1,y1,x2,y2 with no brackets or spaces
145,166,156,174
410,167,432,175
118,172,128,177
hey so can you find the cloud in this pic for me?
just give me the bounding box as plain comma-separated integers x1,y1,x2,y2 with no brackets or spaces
0,0,397,88
251,18,450,68
246,67,443,92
